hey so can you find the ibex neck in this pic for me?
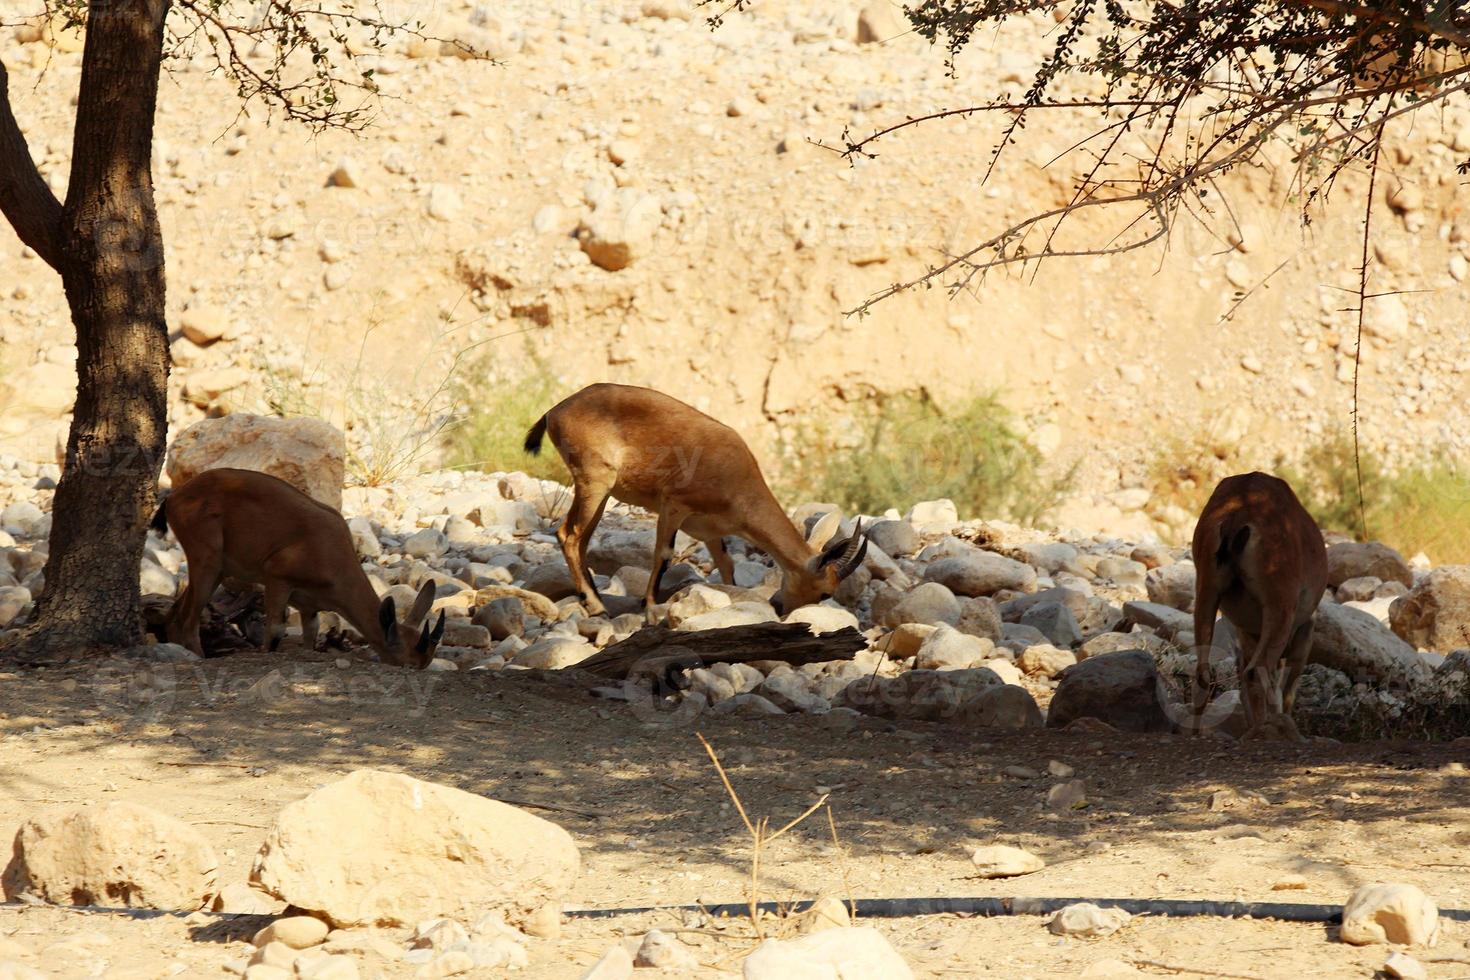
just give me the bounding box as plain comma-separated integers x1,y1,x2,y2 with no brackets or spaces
740,491,816,576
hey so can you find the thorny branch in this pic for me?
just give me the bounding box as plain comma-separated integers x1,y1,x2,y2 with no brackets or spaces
17,0,486,132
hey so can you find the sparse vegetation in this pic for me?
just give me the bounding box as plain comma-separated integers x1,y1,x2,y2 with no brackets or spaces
253,320,466,488
1147,434,1470,563
444,360,569,484
1143,436,1243,535
1280,437,1470,565
778,393,1069,524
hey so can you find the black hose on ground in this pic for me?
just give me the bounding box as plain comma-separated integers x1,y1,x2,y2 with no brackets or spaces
6,896,1469,924
566,895,1470,923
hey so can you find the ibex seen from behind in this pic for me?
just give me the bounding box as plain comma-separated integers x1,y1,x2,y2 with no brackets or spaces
154,468,444,667
524,383,868,618
1192,471,1328,741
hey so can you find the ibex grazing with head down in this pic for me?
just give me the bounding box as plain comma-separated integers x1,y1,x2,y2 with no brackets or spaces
524,383,869,618
1192,472,1328,741
154,468,445,667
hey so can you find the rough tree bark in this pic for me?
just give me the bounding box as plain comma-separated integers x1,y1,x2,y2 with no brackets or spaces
0,0,172,662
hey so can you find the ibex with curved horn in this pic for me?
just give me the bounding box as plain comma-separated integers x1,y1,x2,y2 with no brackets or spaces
524,383,869,618
1192,471,1328,741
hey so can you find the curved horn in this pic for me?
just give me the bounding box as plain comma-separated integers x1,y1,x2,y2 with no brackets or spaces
834,519,869,580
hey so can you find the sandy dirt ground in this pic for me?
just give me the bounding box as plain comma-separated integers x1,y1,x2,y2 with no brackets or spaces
2,651,1469,979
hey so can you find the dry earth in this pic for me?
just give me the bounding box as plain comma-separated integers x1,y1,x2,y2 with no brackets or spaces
2,652,1469,978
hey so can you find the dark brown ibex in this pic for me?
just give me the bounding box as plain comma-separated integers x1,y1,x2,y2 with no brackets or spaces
1192,472,1328,740
155,468,444,667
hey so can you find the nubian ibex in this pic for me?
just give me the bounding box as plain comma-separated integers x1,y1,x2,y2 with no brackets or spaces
524,383,868,617
153,468,445,667
1192,472,1328,741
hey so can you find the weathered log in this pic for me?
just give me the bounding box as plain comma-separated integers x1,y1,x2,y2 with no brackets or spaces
571,622,867,681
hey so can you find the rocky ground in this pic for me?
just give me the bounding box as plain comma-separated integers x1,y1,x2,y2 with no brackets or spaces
2,0,1470,538
2,418,1470,975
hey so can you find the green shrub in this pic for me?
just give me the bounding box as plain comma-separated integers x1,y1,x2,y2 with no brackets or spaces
443,365,568,484
776,392,1069,523
1280,436,1470,564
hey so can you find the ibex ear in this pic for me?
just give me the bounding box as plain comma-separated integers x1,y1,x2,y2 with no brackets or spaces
407,581,436,626
378,596,400,650
806,511,842,551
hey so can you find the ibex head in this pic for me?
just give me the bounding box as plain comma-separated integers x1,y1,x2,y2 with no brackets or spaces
376,581,447,668
774,514,869,614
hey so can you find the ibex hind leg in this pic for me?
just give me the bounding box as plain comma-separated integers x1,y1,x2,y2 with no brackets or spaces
1190,577,1222,731
169,524,226,658
1240,616,1296,741
1279,620,1315,717
558,481,613,616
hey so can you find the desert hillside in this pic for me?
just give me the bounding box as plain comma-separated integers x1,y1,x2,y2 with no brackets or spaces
1,0,1467,538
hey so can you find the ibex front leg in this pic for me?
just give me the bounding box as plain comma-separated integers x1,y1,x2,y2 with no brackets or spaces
644,505,689,624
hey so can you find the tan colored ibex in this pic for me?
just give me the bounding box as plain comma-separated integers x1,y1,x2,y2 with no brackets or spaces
1192,472,1328,741
153,468,444,667
524,383,868,618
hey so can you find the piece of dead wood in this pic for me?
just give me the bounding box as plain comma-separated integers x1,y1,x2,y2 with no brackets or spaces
569,622,866,682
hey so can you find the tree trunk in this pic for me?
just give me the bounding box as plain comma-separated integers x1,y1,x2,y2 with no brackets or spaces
4,0,171,662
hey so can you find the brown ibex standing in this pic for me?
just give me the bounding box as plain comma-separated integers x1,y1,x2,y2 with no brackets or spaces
524,383,868,618
1191,472,1328,741
154,468,444,667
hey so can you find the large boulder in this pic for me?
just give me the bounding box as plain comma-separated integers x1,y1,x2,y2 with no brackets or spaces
521,562,579,602
955,596,1003,642
249,770,579,928
1389,566,1470,652
956,684,1043,729
914,625,994,670
2,802,218,911
866,520,920,558
167,414,346,510
1312,602,1431,688
880,582,960,628
1339,883,1440,946
1046,651,1175,733
586,529,656,575
1144,562,1196,612
834,668,1002,723
1000,586,1089,624
1122,601,1192,637
783,603,861,635
1326,541,1413,588
1020,602,1082,648
676,601,779,631
924,552,1037,597
742,927,913,979
513,636,595,669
